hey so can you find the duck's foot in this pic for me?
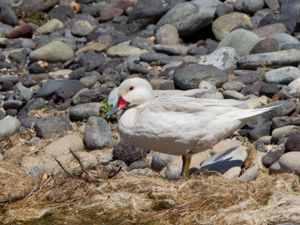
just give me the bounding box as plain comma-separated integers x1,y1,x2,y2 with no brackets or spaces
181,155,192,179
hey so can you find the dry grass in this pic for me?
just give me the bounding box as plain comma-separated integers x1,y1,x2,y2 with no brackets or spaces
1,169,300,225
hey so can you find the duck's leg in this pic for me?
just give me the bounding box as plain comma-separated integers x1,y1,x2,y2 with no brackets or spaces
182,154,192,179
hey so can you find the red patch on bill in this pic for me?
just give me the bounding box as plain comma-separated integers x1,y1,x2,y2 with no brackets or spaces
118,98,128,109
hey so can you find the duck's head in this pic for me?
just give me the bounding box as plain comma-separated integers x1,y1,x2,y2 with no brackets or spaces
107,78,154,115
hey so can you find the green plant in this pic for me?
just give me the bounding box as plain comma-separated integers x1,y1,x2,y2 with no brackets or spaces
98,101,114,120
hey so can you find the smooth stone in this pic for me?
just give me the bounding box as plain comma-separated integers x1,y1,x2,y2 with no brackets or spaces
249,38,279,54
285,132,300,152
155,24,180,45
107,44,148,57
200,146,248,178
30,41,74,62
83,116,113,150
72,86,109,105
0,116,20,139
265,66,300,84
157,0,222,36
15,82,33,101
151,152,173,172
77,51,106,72
75,35,112,55
288,77,300,93
71,20,94,36
139,52,172,65
80,72,101,87
69,102,102,120
223,90,245,100
0,75,18,91
36,18,64,34
238,49,300,69
238,165,259,181
42,134,84,158
35,116,73,139
216,3,234,17
265,0,280,11
128,160,148,171
272,125,300,143
218,29,261,56
174,64,227,90
113,140,148,166
212,12,252,41
279,152,300,175
273,116,300,129
271,33,299,49
269,160,282,173
0,3,18,26
164,156,182,180
48,5,74,22
197,47,237,72
6,24,33,39
261,144,285,167
252,23,288,38
234,0,265,13
153,44,187,56
222,80,244,91
3,100,23,110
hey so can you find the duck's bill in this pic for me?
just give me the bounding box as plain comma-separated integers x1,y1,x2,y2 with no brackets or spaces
106,97,128,116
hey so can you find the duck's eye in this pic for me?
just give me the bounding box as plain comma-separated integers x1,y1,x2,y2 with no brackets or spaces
129,86,134,91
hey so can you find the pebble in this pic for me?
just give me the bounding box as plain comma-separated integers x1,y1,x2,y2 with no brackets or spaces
261,144,285,167
272,116,300,129
222,80,245,91
0,116,20,139
113,140,148,165
42,134,84,158
198,47,238,72
218,29,261,56
279,152,300,175
285,132,300,152
265,66,300,84
234,0,265,13
249,37,279,54
155,24,180,45
69,102,102,121
212,12,253,41
35,116,73,139
30,41,74,62
288,77,300,93
71,20,94,36
36,19,64,34
107,44,148,57
252,23,289,38
83,116,113,150
173,64,227,89
200,146,248,178
272,125,300,143
238,165,260,182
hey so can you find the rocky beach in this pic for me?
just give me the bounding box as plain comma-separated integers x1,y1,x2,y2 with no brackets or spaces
1,0,300,224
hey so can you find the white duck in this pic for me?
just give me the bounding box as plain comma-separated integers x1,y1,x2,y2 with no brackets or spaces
109,77,273,178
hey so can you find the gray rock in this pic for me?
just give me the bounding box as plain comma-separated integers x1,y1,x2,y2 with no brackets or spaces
165,156,182,180
0,3,19,26
218,29,261,56
15,82,33,101
249,37,280,54
113,140,148,165
262,144,285,167
252,23,288,38
238,165,259,181
155,24,180,45
107,44,148,57
0,75,18,91
271,33,299,49
139,52,172,65
265,66,300,84
216,3,234,17
222,80,245,91
157,0,221,36
77,51,106,72
212,12,253,41
80,71,101,87
30,41,74,62
69,102,102,120
128,160,148,171
83,116,113,150
223,90,245,100
174,64,227,89
151,152,173,171
200,146,248,178
198,47,237,72
273,116,300,129
265,0,280,11
285,132,300,152
35,116,73,139
238,49,300,69
288,77,300,93
272,126,300,143
3,100,23,110
259,83,281,97
36,18,64,34
269,160,282,173
71,20,94,36
0,116,20,139
234,0,265,13
279,152,300,175
153,44,187,56
72,86,109,105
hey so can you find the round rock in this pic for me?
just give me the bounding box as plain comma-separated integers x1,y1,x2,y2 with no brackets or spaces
279,152,300,175
0,116,20,139
265,66,300,84
285,132,300,152
36,18,64,34
69,102,102,120
212,12,253,41
155,24,180,45
71,20,94,36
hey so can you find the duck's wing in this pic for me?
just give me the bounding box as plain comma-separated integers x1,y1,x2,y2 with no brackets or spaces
134,96,273,152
